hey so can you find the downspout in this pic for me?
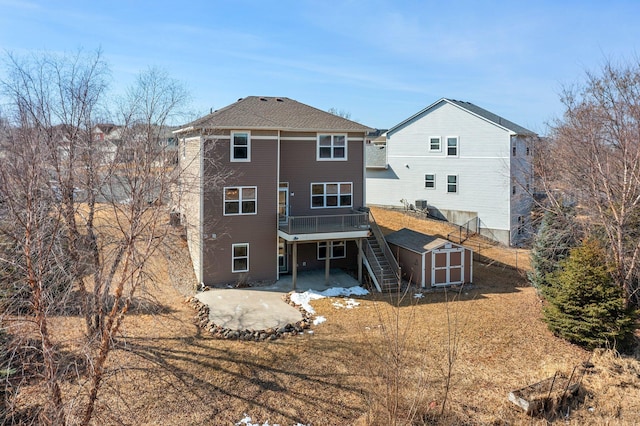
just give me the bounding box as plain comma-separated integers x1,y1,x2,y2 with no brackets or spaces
277,130,281,280
199,133,205,287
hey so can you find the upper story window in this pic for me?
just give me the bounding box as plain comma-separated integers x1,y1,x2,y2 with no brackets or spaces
317,134,347,160
429,137,441,152
447,175,458,193
425,174,435,189
224,186,257,215
231,131,250,162
512,143,516,156
446,137,458,156
311,182,352,208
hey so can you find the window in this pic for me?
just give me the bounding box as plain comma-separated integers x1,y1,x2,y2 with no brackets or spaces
311,182,352,208
232,243,249,272
512,185,516,195
425,174,436,189
526,146,530,156
512,144,516,156
317,134,347,160
446,137,458,156
231,131,250,161
429,137,441,151
318,241,346,260
447,175,458,193
224,186,257,215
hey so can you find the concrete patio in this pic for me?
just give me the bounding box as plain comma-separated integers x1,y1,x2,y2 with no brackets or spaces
195,269,362,331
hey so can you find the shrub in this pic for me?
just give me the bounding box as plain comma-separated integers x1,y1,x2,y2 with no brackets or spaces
542,239,636,350
528,207,579,290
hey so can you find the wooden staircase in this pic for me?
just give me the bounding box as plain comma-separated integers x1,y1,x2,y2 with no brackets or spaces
360,208,401,292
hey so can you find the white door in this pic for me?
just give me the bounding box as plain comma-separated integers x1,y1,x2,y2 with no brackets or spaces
278,184,289,223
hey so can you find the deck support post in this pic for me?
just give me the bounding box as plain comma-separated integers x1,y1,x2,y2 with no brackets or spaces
292,241,298,290
357,238,363,284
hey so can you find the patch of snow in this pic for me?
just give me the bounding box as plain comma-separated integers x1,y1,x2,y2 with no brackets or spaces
313,316,326,325
290,286,368,314
414,293,424,299
332,298,360,309
236,415,309,426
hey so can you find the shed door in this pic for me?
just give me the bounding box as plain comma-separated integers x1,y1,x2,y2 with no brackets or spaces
431,247,464,286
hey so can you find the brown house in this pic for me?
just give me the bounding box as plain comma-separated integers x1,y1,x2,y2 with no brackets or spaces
174,96,376,288
385,228,473,287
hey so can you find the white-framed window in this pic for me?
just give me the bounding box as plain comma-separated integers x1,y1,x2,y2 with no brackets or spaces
425,173,436,189
232,243,249,272
447,175,458,193
224,186,257,215
231,131,250,162
311,182,352,208
446,136,458,156
429,136,441,152
317,241,346,260
317,134,347,160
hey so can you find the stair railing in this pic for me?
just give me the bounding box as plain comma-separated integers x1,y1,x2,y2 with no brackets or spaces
365,208,400,285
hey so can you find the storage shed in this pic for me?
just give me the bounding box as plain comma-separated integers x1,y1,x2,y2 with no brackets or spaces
385,228,473,287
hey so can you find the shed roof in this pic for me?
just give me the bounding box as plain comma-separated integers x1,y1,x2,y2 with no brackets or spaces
385,228,458,253
175,96,372,133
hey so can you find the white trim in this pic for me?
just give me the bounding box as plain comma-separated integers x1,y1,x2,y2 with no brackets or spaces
446,136,459,157
223,186,258,216
446,174,458,194
198,136,204,286
279,136,365,142
421,251,426,287
424,173,436,189
316,134,348,161
276,130,281,280
231,242,249,273
317,240,347,260
431,247,465,286
230,131,251,162
429,136,441,152
278,229,369,242
310,182,353,209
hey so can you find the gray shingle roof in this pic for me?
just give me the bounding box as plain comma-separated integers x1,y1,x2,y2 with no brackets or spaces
176,96,372,133
385,228,453,253
445,99,535,135
388,98,535,136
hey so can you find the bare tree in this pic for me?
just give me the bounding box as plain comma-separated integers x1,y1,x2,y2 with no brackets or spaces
0,51,193,424
543,59,640,306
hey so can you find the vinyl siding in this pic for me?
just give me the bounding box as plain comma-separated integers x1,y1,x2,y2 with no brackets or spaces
280,132,365,216
367,101,527,245
179,136,203,284
201,133,279,285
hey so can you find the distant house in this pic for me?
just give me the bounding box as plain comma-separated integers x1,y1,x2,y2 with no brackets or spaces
174,96,395,288
366,98,537,246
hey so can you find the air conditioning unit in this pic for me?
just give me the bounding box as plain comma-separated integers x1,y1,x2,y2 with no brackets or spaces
415,199,428,210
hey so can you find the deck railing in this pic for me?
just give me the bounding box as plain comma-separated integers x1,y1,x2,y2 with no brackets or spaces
279,212,369,234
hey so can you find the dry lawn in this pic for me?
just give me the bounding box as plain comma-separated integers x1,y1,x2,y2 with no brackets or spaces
7,207,640,425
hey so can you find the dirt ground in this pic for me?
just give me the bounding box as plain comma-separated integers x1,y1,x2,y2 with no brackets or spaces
7,209,640,425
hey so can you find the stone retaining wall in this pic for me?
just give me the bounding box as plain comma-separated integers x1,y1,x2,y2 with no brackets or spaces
186,292,313,341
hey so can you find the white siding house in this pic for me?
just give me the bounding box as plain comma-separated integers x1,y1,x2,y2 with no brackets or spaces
366,98,537,246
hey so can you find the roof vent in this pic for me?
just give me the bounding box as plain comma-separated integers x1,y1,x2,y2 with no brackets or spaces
275,98,284,102
259,97,268,101
237,98,243,102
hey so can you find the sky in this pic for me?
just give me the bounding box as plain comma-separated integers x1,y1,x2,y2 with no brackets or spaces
1,0,640,135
